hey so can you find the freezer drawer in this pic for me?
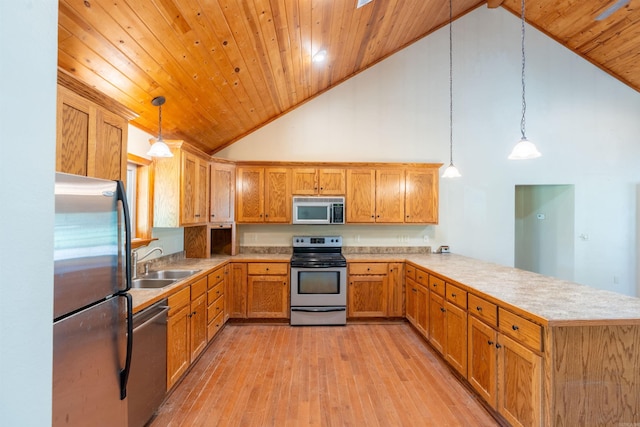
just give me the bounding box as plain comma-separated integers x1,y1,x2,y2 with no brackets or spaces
53,297,127,427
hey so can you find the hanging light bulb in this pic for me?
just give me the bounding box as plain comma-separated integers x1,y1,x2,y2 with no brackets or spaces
442,0,461,178
147,96,174,158
508,0,541,160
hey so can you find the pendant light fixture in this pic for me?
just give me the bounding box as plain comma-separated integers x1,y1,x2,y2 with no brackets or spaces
442,0,461,178
508,0,541,160
147,96,174,158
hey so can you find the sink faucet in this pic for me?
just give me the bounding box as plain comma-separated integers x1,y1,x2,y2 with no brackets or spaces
131,247,163,279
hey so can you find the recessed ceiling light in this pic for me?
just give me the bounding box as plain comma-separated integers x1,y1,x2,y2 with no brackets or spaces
357,0,374,9
312,50,327,63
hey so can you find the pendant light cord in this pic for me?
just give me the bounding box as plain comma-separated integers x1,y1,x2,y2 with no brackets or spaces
158,103,163,141
449,0,454,164
520,0,527,140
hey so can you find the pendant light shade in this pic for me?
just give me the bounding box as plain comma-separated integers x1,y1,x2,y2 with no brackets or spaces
147,96,174,158
508,0,540,160
442,0,461,178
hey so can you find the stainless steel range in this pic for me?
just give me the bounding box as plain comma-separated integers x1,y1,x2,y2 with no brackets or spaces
290,236,347,326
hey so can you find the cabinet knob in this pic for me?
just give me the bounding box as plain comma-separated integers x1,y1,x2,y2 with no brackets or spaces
451,293,456,298
512,325,519,331
495,343,502,349
487,340,494,346
476,306,482,311
440,307,446,313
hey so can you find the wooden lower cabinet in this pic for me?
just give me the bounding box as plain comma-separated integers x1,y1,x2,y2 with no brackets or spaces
229,262,289,319
406,278,429,337
166,277,208,390
387,263,404,317
348,263,388,317
445,301,467,377
497,333,542,427
468,315,498,407
207,265,227,341
429,292,446,354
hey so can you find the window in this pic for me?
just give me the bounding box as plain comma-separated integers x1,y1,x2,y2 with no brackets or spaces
127,154,155,248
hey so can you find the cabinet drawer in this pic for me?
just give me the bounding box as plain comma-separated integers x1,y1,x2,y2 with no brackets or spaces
247,263,289,275
498,308,543,352
468,294,498,327
207,312,224,341
207,296,225,321
191,276,207,300
446,283,467,309
429,275,445,297
349,263,388,275
207,281,224,304
405,264,416,281
168,286,190,315
415,269,429,286
207,266,225,288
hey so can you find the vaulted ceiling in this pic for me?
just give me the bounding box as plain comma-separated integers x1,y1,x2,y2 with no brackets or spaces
57,0,640,154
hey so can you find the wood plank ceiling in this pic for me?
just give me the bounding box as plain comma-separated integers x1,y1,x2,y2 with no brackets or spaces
57,0,640,155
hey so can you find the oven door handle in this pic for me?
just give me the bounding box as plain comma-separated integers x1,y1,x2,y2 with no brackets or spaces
291,307,346,313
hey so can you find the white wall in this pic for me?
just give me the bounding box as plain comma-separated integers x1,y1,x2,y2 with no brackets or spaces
218,7,640,296
0,1,58,425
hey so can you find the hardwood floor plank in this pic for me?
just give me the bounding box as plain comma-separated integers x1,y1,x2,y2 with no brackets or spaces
150,323,499,427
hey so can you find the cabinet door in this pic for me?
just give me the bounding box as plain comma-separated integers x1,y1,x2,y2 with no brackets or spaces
318,168,345,195
210,163,236,223
291,168,318,195
236,167,265,222
468,316,498,408
94,109,127,181
182,152,198,224
264,168,291,223
497,334,542,427
406,279,418,326
228,263,248,318
190,293,208,362
348,274,388,317
405,168,438,224
196,159,209,222
346,169,376,223
415,283,429,338
429,292,446,355
445,301,467,377
167,304,190,390
387,263,404,317
57,89,91,176
375,169,405,223
247,275,289,318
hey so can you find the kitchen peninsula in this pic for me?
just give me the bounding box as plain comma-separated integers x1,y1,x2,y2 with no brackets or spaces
131,251,640,427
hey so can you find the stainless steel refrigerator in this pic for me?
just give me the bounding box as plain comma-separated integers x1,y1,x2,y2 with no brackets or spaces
53,172,132,427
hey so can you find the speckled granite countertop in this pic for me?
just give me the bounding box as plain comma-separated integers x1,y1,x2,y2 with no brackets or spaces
131,251,640,326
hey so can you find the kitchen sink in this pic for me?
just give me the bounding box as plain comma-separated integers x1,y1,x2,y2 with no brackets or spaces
142,269,201,280
131,278,176,289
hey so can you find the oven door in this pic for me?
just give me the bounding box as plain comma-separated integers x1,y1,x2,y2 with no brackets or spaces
290,266,347,307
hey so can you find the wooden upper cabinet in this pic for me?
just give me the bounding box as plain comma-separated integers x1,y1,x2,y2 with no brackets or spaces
405,168,438,223
376,169,405,223
56,84,128,182
346,169,376,222
292,167,345,195
236,167,291,223
210,161,235,223
154,141,210,227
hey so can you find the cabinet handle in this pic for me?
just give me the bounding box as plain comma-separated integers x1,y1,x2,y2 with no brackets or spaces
495,343,502,349
265,214,269,218
451,293,456,298
283,282,286,286
512,325,519,331
487,340,494,346
440,307,446,313
195,214,200,218
476,306,482,311
412,288,417,292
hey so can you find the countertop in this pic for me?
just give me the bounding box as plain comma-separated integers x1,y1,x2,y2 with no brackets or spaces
130,252,640,327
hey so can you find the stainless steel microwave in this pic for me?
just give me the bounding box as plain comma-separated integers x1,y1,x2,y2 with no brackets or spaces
292,196,345,225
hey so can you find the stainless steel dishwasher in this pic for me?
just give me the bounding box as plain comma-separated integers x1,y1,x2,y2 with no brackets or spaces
128,299,168,427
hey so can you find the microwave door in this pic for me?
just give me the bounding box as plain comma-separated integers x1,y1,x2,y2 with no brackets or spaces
296,204,330,224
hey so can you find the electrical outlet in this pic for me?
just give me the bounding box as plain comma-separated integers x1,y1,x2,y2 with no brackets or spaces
423,235,429,243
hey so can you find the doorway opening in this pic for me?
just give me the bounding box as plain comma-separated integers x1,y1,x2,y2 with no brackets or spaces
514,185,575,281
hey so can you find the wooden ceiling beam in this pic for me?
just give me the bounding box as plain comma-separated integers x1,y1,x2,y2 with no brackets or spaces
486,0,505,8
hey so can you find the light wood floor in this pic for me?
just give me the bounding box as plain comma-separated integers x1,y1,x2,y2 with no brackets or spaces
150,323,499,427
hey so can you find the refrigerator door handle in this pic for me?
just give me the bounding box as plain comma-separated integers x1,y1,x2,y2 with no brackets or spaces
116,180,132,292
120,292,133,400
